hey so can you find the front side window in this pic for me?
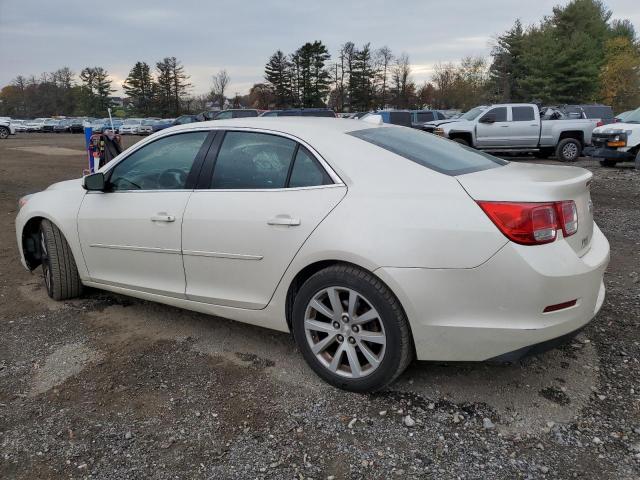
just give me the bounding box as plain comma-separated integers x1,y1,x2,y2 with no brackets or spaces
211,132,297,189
348,126,507,176
108,131,208,190
512,106,535,122
215,111,233,119
288,146,333,188
480,107,507,123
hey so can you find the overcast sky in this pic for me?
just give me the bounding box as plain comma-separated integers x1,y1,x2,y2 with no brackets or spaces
0,0,638,97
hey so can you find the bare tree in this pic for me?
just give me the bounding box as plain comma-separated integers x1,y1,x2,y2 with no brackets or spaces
391,53,412,108
375,46,394,109
211,70,230,109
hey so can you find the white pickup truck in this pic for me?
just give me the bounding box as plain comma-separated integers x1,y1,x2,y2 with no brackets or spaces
585,107,640,168
421,103,600,162
0,118,16,139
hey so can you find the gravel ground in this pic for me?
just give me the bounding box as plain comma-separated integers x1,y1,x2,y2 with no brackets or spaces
1,133,639,479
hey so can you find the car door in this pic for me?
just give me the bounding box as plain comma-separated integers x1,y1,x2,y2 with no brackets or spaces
475,107,509,147
77,130,214,298
508,105,540,147
182,130,347,309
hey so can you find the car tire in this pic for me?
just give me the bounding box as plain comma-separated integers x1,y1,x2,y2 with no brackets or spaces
292,264,413,392
39,219,83,300
635,151,640,170
556,138,581,162
0,126,10,139
599,159,618,168
451,137,470,147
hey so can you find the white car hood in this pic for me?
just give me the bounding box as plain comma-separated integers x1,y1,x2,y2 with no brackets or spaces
46,178,83,191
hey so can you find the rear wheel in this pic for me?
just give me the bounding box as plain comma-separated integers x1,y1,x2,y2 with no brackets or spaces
599,159,618,168
292,264,413,392
556,138,581,162
39,219,83,300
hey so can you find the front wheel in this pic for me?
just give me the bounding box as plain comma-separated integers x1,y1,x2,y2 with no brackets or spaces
39,219,83,300
292,265,413,392
0,126,10,139
451,137,470,147
556,138,581,162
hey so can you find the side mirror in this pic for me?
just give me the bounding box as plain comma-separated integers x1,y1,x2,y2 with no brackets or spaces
83,172,106,191
480,114,496,124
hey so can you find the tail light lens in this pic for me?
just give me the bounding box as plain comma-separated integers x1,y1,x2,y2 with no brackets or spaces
596,121,603,127
478,200,578,245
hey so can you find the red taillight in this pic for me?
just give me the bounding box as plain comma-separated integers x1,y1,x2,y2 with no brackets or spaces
478,200,578,245
596,121,604,127
556,200,578,237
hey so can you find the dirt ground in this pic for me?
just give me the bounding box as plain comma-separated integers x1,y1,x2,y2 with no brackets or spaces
1,133,639,479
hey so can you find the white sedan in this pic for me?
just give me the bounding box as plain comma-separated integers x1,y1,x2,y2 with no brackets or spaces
15,117,609,392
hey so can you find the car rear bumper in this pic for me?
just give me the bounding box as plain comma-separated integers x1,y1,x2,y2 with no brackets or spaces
375,222,609,361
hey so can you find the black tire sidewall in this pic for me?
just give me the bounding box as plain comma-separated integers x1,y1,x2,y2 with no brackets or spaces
39,224,56,298
556,138,581,162
292,267,408,392
0,127,9,139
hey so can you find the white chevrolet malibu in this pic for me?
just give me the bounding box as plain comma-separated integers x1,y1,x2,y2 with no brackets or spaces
16,118,609,392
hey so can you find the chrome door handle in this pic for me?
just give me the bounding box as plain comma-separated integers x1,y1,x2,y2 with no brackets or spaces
151,214,175,222
268,216,301,226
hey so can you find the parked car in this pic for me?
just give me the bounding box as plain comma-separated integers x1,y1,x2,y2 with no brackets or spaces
422,103,600,162
260,110,281,117
585,107,640,168
278,108,336,118
562,104,615,125
25,118,47,132
119,118,143,135
202,109,261,120
53,119,72,133
172,115,199,126
15,118,609,392
410,110,448,130
10,119,27,132
42,118,60,133
362,110,412,127
68,118,86,133
0,118,16,139
138,119,161,135
152,119,175,132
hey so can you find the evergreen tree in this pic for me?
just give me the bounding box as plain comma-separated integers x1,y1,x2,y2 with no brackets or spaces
123,61,154,115
292,41,331,107
265,50,292,107
79,67,113,116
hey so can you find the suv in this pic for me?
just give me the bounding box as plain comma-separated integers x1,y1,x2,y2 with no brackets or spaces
260,108,336,118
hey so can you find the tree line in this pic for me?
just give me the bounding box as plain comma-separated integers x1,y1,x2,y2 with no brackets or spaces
1,0,637,118
0,57,192,118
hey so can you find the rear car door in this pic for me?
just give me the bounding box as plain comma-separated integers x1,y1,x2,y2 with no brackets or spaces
181,130,346,309
77,130,214,298
475,107,509,147
508,106,540,148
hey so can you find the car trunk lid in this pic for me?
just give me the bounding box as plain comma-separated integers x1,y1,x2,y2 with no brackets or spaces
457,162,594,256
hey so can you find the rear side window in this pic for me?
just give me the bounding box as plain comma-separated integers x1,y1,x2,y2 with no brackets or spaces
211,132,297,189
234,110,258,118
388,112,412,127
512,106,535,122
288,147,333,188
582,106,613,119
416,112,434,122
348,127,507,176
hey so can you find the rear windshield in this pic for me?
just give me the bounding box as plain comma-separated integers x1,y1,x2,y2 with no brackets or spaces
348,127,507,176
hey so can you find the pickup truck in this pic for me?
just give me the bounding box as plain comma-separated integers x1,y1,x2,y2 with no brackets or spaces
0,118,16,139
422,103,600,162
584,107,640,168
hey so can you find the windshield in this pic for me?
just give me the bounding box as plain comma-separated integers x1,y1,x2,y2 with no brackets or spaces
124,119,141,125
348,126,507,176
623,108,640,124
142,119,157,125
460,106,487,121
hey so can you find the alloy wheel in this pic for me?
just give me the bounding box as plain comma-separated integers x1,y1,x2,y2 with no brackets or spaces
40,231,52,295
304,287,386,378
562,142,578,160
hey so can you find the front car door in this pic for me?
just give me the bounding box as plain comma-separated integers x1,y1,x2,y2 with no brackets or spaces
77,130,214,298
475,106,509,148
182,130,347,309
